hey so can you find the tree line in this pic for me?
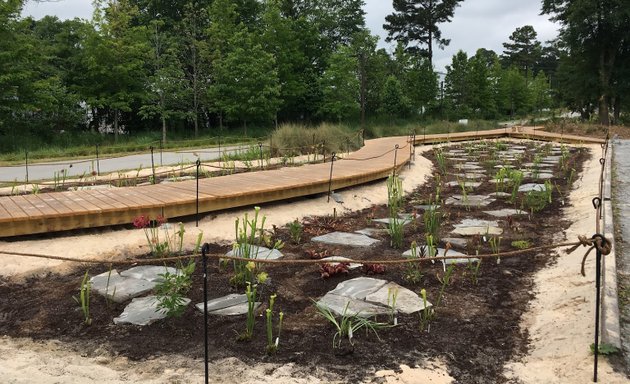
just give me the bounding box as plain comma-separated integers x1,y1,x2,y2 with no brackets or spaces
1,0,628,151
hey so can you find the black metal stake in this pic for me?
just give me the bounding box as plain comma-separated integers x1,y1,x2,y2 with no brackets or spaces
322,140,326,163
218,135,221,161
258,142,263,170
412,133,416,161
150,146,156,183
25,150,29,183
393,144,399,176
327,153,336,203
196,159,201,227
594,241,602,383
408,133,413,169
95,144,101,176
159,139,163,166
201,243,210,384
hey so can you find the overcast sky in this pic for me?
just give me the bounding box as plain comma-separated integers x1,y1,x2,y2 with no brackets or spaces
23,0,559,73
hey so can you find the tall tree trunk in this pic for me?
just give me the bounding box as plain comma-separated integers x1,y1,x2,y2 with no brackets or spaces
114,109,119,143
162,116,167,143
359,53,366,130
598,49,613,126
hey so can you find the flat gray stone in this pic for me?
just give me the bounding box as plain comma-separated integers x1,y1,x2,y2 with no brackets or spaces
455,163,482,170
196,293,248,312
522,162,554,168
483,208,526,217
445,194,495,207
91,270,156,303
494,164,514,169
365,282,429,314
320,256,363,270
446,181,482,188
403,246,467,260
312,231,379,247
330,192,344,203
372,217,412,226
441,237,468,248
195,294,261,315
452,219,503,236
491,192,511,198
120,266,180,282
316,293,390,317
113,296,191,326
523,171,554,180
206,302,261,316
413,204,440,211
518,183,546,192
354,227,388,237
227,245,284,260
328,277,387,300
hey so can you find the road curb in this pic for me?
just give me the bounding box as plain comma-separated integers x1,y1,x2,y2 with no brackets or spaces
602,140,622,348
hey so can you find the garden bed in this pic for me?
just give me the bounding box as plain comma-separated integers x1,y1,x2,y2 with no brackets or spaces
0,140,590,383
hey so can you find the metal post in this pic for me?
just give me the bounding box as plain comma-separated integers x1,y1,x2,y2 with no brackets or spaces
201,243,210,384
150,146,156,183
258,142,263,170
412,132,416,161
95,144,101,176
393,144,399,176
408,133,413,169
196,159,201,227
217,135,222,167
423,126,426,144
25,150,29,183
594,241,602,383
322,140,326,163
327,153,336,203
159,139,163,166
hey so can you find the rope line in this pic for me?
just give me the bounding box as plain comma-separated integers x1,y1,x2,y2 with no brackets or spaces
0,238,589,267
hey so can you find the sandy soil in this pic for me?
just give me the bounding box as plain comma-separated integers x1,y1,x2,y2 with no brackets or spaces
504,144,627,383
0,141,627,383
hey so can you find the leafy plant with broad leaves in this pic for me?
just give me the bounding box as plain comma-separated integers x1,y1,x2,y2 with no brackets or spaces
155,261,195,317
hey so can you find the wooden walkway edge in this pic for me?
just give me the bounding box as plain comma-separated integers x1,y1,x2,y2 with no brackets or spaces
0,129,604,238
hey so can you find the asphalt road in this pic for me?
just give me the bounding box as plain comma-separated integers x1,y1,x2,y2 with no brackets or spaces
0,144,247,182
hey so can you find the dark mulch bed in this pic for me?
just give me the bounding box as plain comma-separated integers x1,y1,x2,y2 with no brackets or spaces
0,140,590,383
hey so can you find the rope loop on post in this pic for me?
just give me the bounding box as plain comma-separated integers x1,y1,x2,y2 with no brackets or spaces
567,234,611,277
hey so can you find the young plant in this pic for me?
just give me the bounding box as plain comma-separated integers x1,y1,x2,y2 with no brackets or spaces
467,259,482,285
418,288,433,332
73,270,92,326
265,294,283,354
155,261,195,317
404,240,425,283
387,173,405,249
435,264,455,308
239,282,258,341
509,170,524,204
423,205,441,243
434,148,448,175
363,263,386,275
193,230,204,254
387,287,399,325
320,262,350,278
231,207,273,286
133,214,170,256
489,236,502,264
314,301,387,349
286,219,303,244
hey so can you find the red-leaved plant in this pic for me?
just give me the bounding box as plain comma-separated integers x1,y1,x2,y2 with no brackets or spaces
320,262,349,279
133,214,170,256
362,263,386,275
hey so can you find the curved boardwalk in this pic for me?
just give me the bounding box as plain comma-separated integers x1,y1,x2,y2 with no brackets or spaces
0,129,604,238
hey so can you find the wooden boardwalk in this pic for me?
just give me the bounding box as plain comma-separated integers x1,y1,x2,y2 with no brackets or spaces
0,129,605,237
